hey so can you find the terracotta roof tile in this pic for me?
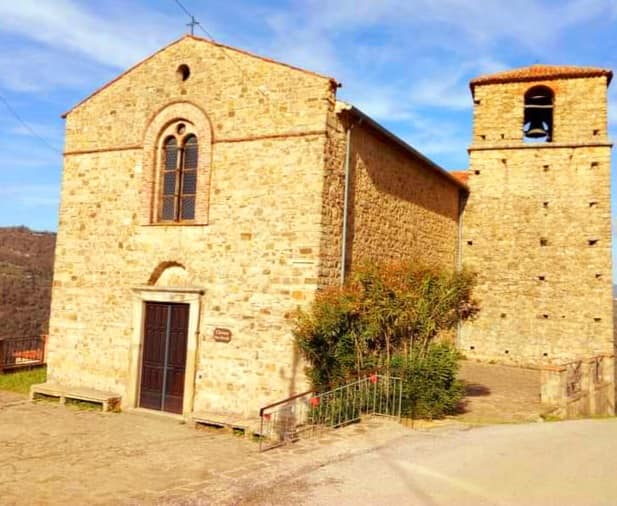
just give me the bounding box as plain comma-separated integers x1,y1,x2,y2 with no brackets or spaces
450,170,469,185
470,64,612,92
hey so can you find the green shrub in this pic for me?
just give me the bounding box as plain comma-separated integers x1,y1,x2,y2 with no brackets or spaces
391,344,464,419
294,287,366,388
294,261,478,390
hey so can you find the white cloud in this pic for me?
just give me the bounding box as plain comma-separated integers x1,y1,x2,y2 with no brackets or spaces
402,117,470,164
264,0,611,53
346,84,419,122
0,45,108,92
0,184,59,208
250,0,615,127
0,0,174,69
254,0,616,79
261,21,340,76
407,74,470,111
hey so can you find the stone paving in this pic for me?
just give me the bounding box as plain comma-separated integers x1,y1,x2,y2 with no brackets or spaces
0,361,547,505
0,394,409,505
455,360,545,423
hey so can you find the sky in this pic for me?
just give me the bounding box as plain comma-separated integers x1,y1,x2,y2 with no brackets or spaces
1,1,616,237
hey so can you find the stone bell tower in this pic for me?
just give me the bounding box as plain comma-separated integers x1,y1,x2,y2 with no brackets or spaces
460,65,614,366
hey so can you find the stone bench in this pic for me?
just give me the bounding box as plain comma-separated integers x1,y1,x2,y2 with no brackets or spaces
30,383,121,412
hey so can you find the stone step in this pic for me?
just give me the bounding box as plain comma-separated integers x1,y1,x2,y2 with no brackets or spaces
192,411,260,434
30,382,121,412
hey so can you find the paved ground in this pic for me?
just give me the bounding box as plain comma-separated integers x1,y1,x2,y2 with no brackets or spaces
0,389,26,406
253,418,617,506
0,362,552,505
456,360,544,423
0,393,410,505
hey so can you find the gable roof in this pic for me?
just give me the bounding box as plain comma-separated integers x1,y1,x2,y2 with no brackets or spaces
337,101,468,192
62,34,337,118
470,64,613,94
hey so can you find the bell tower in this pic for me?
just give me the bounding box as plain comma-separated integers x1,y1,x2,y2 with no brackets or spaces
460,65,614,366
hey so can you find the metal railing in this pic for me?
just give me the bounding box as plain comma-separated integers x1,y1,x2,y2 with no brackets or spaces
258,374,402,451
0,336,47,372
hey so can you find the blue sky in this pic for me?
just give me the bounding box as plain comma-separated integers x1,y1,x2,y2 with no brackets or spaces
1,1,617,234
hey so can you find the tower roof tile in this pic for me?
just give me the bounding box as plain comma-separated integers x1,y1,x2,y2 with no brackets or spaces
470,64,612,92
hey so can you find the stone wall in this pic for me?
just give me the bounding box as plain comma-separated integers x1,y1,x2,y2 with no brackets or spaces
48,35,468,421
471,76,610,145
48,36,335,418
315,104,346,288
63,36,334,153
461,74,614,364
345,119,462,273
540,354,615,418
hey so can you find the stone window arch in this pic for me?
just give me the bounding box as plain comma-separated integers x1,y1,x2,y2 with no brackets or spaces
142,102,213,225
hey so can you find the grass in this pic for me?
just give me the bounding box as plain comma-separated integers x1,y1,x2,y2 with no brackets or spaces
32,392,60,404
31,393,115,412
1,367,118,413
64,398,104,411
0,366,46,395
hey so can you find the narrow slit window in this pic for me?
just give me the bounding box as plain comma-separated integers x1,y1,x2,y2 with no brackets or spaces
523,86,553,142
161,137,178,221
180,135,198,220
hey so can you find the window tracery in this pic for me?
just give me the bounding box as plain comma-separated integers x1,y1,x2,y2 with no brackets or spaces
158,123,199,222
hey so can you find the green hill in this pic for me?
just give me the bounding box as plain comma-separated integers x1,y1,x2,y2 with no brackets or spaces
0,227,55,340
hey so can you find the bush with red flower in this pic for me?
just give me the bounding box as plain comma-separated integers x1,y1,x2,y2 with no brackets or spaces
293,260,478,418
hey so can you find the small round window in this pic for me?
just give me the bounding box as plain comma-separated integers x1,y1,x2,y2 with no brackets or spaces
177,64,191,82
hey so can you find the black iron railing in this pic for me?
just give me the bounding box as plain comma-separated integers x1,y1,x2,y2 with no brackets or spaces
0,336,47,371
258,374,402,451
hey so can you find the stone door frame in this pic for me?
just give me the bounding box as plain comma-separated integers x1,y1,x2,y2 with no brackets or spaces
127,286,202,418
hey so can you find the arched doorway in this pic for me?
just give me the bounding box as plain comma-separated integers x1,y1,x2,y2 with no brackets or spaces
127,262,203,417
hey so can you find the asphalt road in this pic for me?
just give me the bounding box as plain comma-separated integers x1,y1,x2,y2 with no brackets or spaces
254,418,617,506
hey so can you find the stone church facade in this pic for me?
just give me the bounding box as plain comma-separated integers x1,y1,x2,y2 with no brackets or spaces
46,35,465,419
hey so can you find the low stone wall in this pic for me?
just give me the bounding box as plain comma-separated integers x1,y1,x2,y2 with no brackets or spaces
540,354,615,418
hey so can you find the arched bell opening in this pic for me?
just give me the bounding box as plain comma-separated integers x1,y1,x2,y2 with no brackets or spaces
523,85,554,142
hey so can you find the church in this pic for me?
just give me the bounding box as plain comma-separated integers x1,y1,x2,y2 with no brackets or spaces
41,35,614,421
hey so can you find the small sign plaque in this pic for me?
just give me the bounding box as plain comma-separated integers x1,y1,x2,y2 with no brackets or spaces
213,327,232,342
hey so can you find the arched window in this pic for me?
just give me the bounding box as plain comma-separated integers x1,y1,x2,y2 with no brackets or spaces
159,126,199,221
523,86,554,142
142,103,212,226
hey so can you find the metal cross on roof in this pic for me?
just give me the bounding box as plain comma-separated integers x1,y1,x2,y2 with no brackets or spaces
187,15,200,36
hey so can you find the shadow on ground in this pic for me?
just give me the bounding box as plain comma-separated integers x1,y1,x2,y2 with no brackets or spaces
452,360,543,423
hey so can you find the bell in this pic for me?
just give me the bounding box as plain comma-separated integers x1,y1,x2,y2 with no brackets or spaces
525,119,548,139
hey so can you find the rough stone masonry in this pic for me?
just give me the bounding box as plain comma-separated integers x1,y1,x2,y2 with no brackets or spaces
460,66,614,417
46,35,464,420
44,37,614,420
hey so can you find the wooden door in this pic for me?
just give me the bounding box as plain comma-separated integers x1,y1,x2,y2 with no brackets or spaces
139,302,189,414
